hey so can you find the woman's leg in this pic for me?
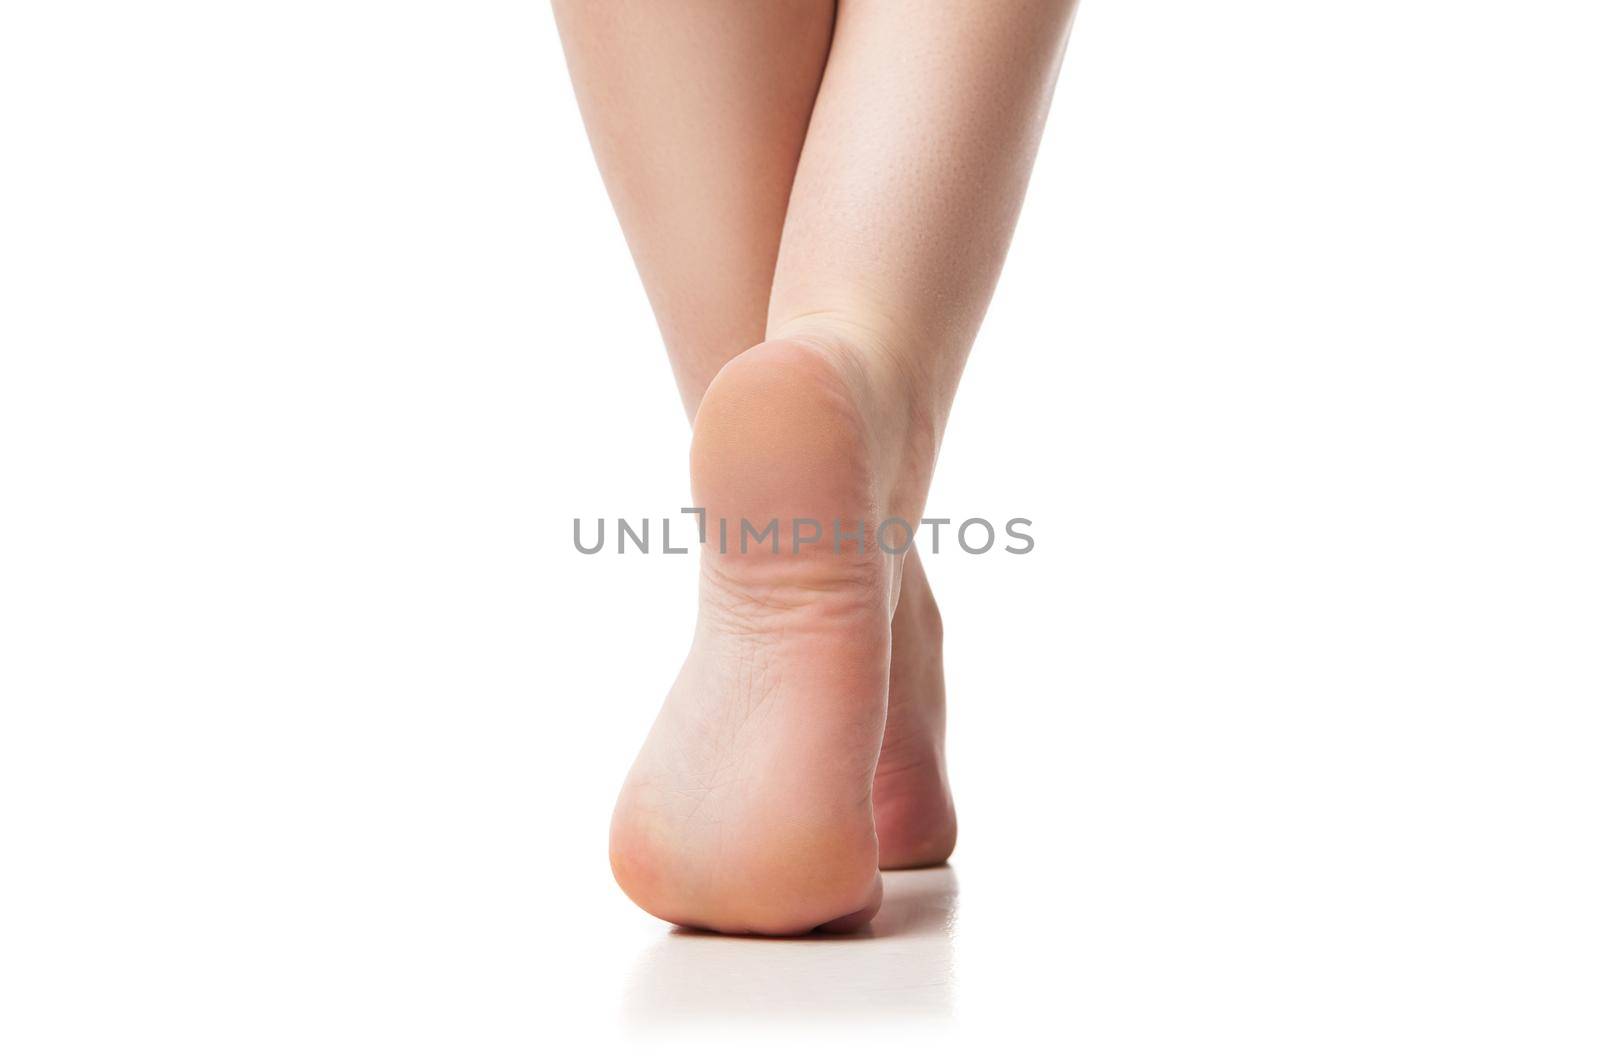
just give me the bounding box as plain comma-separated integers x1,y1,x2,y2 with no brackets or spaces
767,0,1076,493
603,0,1075,934
557,2,890,934
762,0,1076,873
551,0,833,416
556,2,962,888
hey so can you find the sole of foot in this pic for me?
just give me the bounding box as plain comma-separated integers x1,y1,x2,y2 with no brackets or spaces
610,338,894,935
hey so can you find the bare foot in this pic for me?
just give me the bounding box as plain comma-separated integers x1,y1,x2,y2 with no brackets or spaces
875,546,958,869
610,331,958,932
610,338,896,934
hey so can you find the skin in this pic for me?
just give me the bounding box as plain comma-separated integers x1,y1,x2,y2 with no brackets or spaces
554,0,1075,933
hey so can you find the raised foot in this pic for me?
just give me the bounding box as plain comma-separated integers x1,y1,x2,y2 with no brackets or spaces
610,339,893,935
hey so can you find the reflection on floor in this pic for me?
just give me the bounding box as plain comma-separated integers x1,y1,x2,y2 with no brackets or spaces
624,866,959,1028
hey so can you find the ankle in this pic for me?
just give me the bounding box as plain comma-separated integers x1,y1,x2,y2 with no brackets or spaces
764,315,942,524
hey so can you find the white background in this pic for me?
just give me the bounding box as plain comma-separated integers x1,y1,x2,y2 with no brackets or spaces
3,1,1597,1059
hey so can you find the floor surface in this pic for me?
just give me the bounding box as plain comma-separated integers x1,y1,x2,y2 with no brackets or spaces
623,867,960,1030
